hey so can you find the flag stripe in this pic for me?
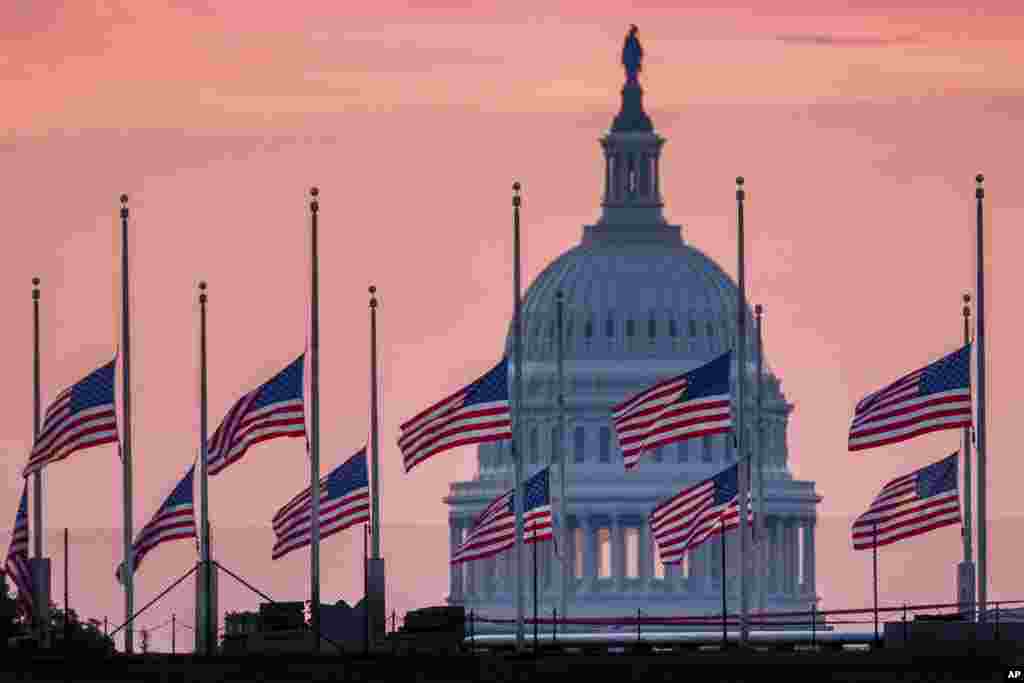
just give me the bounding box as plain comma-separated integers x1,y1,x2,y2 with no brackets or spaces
851,453,960,550
399,359,511,473
849,347,971,452
24,359,118,477
451,469,552,565
612,353,733,471
271,449,370,561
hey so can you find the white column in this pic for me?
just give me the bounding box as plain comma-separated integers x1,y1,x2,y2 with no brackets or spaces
802,518,816,598
585,516,599,593
773,517,784,596
638,520,651,591
567,516,578,596
465,554,477,601
612,516,625,592
450,520,463,602
785,519,797,596
704,543,714,594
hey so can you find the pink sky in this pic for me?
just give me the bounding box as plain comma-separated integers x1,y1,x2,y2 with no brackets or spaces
3,1,1024,652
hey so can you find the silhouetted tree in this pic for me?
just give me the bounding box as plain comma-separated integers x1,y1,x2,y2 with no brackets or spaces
0,575,19,647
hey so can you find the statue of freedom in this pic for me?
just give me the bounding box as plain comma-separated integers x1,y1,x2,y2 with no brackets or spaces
622,25,643,85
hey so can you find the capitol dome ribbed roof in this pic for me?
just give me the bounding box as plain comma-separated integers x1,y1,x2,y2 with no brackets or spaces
505,238,756,363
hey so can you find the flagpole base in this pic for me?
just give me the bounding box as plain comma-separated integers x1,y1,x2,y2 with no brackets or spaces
29,558,51,648
367,559,386,647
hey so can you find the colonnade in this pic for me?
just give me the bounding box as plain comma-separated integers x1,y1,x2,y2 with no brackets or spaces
449,513,817,604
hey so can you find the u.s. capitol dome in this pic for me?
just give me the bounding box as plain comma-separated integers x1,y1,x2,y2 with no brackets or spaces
444,31,820,628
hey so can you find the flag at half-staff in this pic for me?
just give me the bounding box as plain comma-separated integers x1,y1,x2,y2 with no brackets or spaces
3,483,34,618
848,345,971,452
207,355,306,476
649,463,752,564
612,351,732,470
116,465,196,582
398,357,512,473
451,467,552,565
22,358,119,477
272,448,370,560
852,453,960,550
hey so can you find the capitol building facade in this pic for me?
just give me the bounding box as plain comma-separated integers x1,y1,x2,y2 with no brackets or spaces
444,38,820,627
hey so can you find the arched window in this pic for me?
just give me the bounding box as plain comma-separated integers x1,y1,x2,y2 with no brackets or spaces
626,319,635,337
689,319,697,337
574,427,586,463
585,317,594,339
605,316,615,338
706,321,715,338
669,319,678,338
648,317,657,338
599,426,611,463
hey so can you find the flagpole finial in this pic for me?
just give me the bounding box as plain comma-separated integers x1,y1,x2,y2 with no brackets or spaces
736,176,745,200
120,193,129,219
310,186,319,214
975,174,984,199
32,277,40,300
369,285,377,308
513,181,521,207
199,281,207,304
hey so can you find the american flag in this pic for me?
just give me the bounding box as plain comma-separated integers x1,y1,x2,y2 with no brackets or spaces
207,355,306,476
852,453,960,550
451,467,552,565
612,352,732,470
649,463,752,565
23,358,119,477
4,484,34,618
117,465,196,582
398,358,511,473
272,448,370,561
849,345,972,452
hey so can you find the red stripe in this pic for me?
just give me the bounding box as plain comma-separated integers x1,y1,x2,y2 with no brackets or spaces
399,405,509,456
624,425,731,469
400,387,468,432
853,516,960,550
403,428,511,472
850,394,970,434
849,417,971,451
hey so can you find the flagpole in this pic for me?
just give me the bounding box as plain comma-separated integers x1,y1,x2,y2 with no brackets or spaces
198,281,211,655
754,303,764,616
974,174,988,623
556,291,568,634
533,531,538,652
512,181,525,651
31,277,50,647
720,517,727,649
309,187,322,652
961,293,974,620
735,176,750,646
872,522,879,644
120,193,135,655
370,287,380,560
32,278,42,561
369,285,383,649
